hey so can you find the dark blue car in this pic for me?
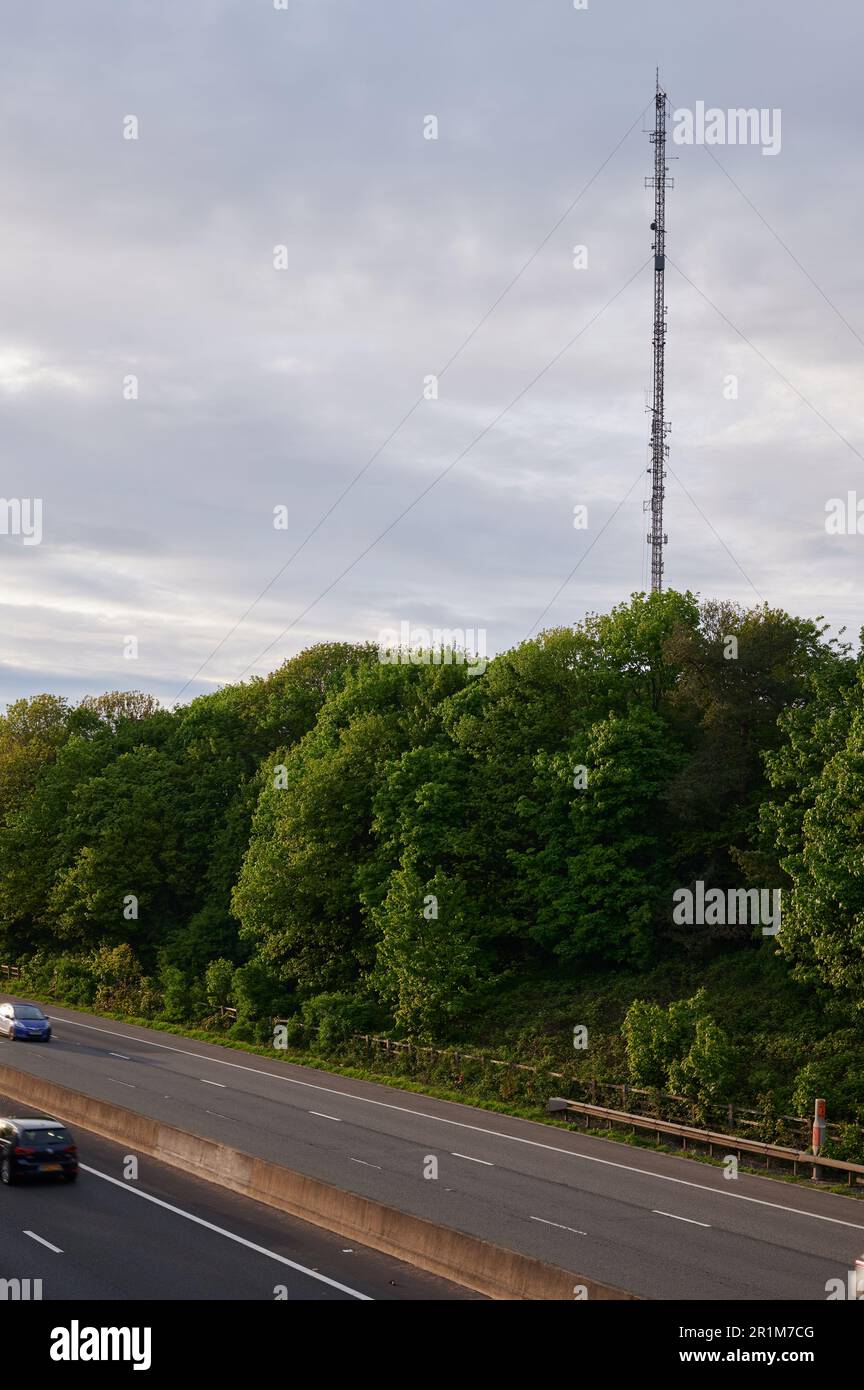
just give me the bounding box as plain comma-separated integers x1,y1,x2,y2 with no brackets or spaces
0,1002,52,1042
0,1116,78,1184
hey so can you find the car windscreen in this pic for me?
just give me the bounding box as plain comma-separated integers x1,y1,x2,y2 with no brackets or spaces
20,1127,70,1145
13,1007,46,1019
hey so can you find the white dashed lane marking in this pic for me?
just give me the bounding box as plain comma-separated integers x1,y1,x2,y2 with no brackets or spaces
530,1216,587,1236
653,1210,711,1228
46,1013,864,1233
24,1231,62,1253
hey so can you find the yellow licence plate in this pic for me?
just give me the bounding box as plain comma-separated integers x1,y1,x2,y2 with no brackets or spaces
40,1163,61,1172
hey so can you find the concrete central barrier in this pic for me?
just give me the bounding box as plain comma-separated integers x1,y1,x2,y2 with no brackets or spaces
0,1061,639,1301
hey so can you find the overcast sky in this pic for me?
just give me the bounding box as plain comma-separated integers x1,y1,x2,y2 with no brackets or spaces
0,0,861,707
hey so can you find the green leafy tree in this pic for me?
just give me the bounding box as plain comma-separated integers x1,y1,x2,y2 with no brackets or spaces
514,706,682,966
233,660,466,991
0,694,72,826
371,865,488,1034
205,957,236,1011
760,640,862,998
623,990,736,1103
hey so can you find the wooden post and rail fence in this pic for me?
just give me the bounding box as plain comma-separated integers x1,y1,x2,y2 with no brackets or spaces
2,965,859,1185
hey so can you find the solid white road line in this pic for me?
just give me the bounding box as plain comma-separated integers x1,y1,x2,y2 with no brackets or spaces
78,1164,372,1300
49,1013,864,1233
349,1158,382,1170
24,1231,62,1253
200,1079,226,1088
530,1216,586,1235
109,1053,130,1061
107,1078,135,1088
653,1210,711,1227
309,1111,342,1122
452,1152,493,1166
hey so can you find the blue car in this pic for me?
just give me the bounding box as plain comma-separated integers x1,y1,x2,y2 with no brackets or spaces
0,1002,52,1042
0,1116,77,1183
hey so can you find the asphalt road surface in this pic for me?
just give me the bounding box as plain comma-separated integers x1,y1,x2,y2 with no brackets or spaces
2,995,862,1300
0,1090,478,1301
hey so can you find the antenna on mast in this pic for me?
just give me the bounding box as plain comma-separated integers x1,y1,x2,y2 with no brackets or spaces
644,71,673,592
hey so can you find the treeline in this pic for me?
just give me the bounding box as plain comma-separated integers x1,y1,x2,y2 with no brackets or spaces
2,590,863,1115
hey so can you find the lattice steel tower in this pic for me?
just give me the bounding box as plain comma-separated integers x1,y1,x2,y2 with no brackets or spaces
645,72,672,592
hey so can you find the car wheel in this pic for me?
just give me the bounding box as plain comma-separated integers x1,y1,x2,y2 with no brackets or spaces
62,1172,77,1183
1,1157,14,1185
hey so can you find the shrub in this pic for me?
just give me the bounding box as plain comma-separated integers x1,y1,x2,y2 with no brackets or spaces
623,990,737,1105
158,963,191,1024
232,959,290,1024
50,956,96,1008
791,1053,864,1121
91,943,144,1013
204,957,235,1012
300,992,383,1051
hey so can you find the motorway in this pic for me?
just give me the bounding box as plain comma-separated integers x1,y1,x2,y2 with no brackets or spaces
0,1090,477,1300
2,996,863,1300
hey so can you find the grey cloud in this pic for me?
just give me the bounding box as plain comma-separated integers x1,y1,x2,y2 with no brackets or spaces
0,0,861,707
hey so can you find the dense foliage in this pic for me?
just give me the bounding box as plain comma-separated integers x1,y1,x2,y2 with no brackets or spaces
1,591,862,1121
